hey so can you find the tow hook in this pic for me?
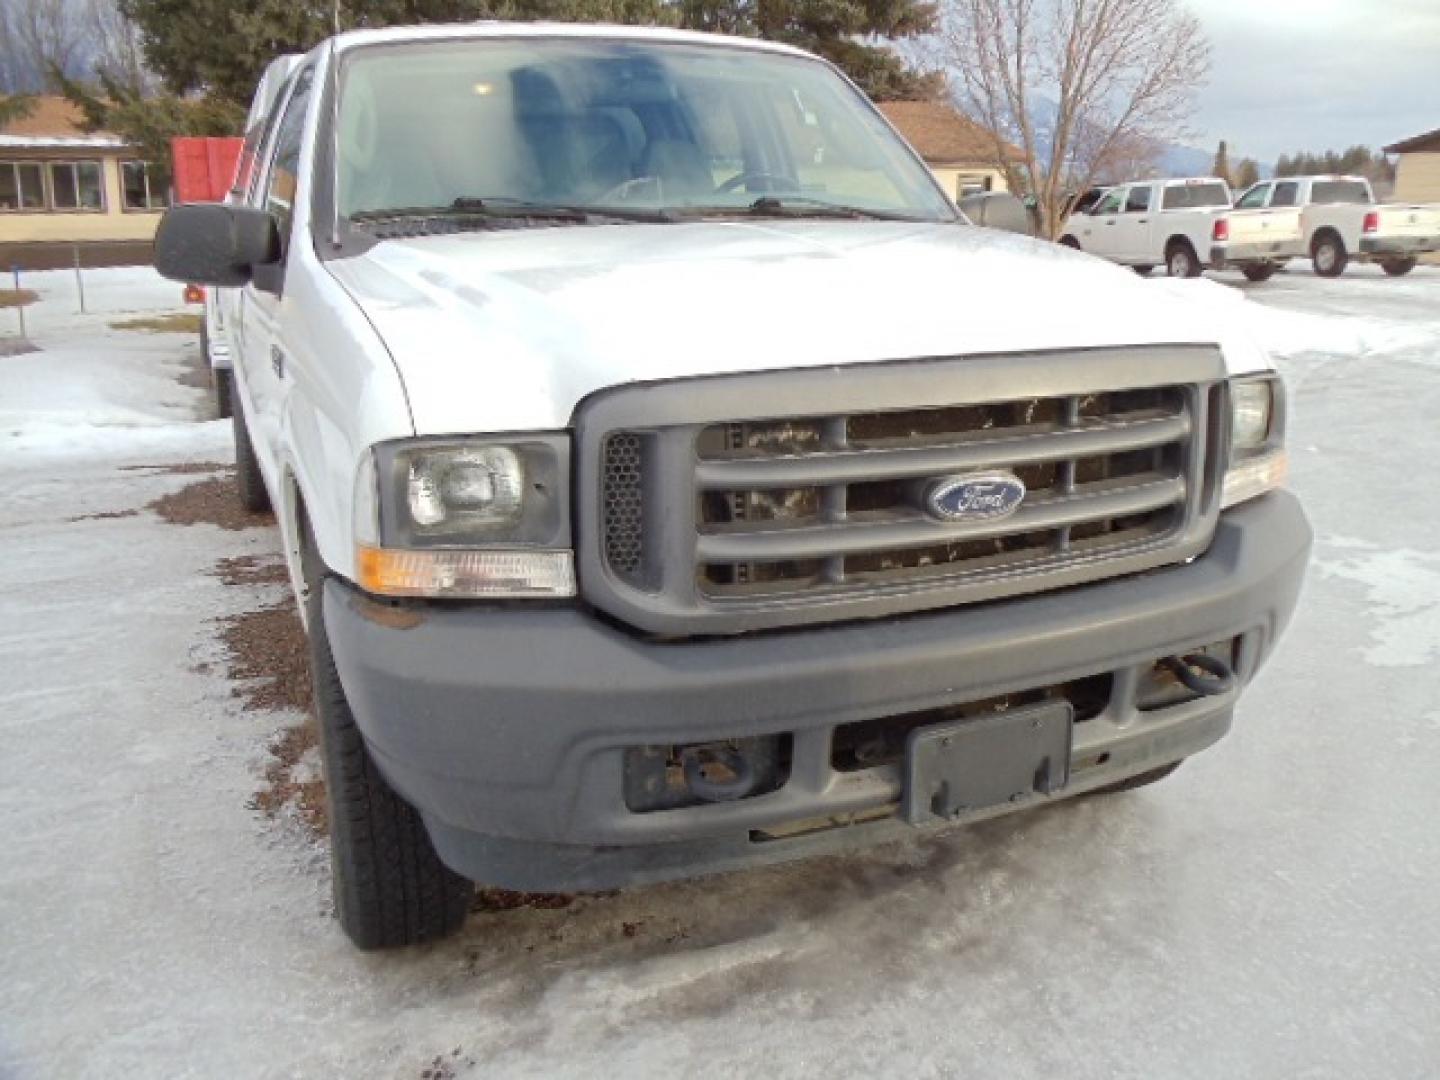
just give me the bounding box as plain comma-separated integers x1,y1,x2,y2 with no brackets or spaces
1161,652,1237,697
680,744,759,802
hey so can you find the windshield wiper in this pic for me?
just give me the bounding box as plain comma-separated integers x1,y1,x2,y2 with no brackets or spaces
351,196,676,226
678,196,924,222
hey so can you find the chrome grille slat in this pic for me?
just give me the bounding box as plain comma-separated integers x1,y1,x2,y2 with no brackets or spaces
696,477,1186,562
694,413,1190,489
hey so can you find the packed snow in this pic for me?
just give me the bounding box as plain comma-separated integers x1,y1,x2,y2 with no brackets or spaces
2,261,1439,1079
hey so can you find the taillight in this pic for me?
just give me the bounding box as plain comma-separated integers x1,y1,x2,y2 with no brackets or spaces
1363,211,1379,234
182,284,206,304
1213,218,1230,242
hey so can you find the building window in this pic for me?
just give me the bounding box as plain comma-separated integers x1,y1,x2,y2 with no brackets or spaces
0,161,45,210
48,161,105,211
121,161,166,210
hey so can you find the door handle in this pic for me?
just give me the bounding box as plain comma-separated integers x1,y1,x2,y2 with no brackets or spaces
270,345,286,379
1137,218,1149,224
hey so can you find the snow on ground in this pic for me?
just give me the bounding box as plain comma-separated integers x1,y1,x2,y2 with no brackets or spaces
2,264,1440,1079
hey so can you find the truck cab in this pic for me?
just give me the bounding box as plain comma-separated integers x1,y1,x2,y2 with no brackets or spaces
154,25,1310,952
1060,177,1232,276
1233,175,1440,277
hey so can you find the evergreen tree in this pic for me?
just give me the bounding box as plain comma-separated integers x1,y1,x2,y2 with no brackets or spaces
120,0,938,110
1211,139,1231,185
722,0,942,100
1234,157,1259,189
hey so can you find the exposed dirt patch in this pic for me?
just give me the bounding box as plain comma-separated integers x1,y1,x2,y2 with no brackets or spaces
147,471,275,531
250,712,327,836
68,508,140,522
219,600,311,714
213,554,289,587
473,889,578,914
123,461,230,475
0,288,38,308
110,312,202,333
214,588,325,836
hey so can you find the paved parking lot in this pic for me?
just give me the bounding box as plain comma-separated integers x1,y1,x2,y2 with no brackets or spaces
2,263,1438,1079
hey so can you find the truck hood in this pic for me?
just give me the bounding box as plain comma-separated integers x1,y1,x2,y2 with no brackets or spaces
326,220,1269,435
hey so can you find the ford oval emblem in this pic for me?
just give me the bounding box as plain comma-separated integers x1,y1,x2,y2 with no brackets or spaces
926,472,1027,523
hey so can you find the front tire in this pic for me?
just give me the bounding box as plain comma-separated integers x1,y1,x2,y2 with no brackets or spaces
1241,262,1278,283
231,388,271,513
1381,257,1417,277
1312,233,1348,277
1165,242,1201,279
308,584,473,950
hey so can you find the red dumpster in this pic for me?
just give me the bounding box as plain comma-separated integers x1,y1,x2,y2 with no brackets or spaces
170,136,245,203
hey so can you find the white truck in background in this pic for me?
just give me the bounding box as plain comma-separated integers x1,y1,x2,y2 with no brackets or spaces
1058,177,1301,281
1231,175,1440,278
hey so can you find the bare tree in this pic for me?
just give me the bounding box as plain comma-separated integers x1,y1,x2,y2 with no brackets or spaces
943,0,1209,237
0,0,91,89
84,0,154,95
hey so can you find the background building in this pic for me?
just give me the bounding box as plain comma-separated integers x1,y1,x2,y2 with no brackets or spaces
1386,127,1440,204
878,101,1019,199
0,97,166,270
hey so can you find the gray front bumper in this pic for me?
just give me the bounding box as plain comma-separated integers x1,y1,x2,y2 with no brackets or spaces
325,491,1311,891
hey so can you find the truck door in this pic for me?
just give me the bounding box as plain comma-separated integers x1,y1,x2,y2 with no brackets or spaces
1082,188,1126,256
1115,184,1154,262
238,64,315,482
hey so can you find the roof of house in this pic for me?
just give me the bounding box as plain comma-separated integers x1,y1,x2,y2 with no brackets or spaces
877,101,1020,165
0,95,125,150
1385,126,1440,155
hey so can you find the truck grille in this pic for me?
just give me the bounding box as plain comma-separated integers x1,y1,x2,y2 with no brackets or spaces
577,348,1226,636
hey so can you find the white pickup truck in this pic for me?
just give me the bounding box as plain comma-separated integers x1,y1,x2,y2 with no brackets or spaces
154,24,1310,952
1232,175,1440,277
200,52,303,418
1058,177,1301,281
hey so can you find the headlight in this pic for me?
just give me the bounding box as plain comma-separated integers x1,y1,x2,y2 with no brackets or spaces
354,435,574,598
1222,375,1287,509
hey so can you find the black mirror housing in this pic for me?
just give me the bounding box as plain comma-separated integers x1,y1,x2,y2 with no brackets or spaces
958,192,1033,236
153,204,281,287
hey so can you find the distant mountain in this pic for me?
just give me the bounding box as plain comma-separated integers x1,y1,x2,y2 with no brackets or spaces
1157,144,1273,181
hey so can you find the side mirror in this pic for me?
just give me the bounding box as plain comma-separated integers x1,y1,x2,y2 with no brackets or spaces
153,204,281,288
958,192,1032,236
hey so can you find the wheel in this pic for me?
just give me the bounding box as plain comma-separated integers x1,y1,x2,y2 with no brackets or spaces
1165,242,1201,278
231,388,271,513
1241,262,1278,283
1381,257,1417,277
1132,264,1154,277
212,366,233,419
307,577,473,950
1312,233,1347,277
1088,761,1182,795
1058,235,1081,249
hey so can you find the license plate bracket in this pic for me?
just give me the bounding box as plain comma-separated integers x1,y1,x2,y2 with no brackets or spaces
903,702,1073,825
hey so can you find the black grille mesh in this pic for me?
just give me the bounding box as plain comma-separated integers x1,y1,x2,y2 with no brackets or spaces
602,434,644,578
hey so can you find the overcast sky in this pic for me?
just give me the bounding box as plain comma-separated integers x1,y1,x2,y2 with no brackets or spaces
1184,0,1440,163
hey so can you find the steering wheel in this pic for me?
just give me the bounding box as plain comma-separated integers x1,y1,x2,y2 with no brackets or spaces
715,171,798,195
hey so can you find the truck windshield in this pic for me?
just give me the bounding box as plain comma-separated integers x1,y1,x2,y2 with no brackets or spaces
1160,182,1230,210
1310,180,1372,205
334,38,954,224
